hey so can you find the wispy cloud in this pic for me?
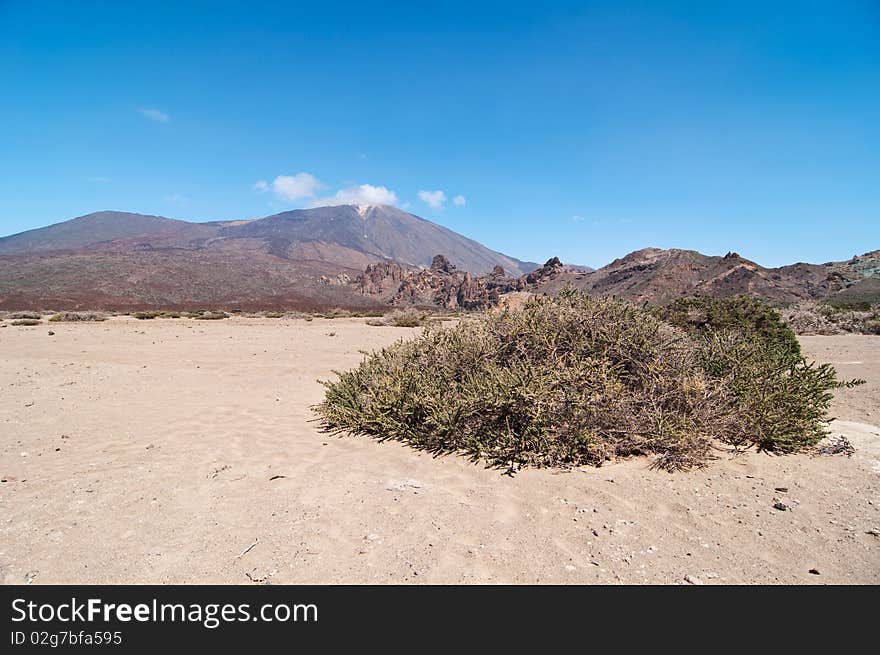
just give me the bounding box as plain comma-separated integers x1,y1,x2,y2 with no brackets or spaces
254,172,324,202
453,195,466,207
274,173,323,201
572,214,585,222
164,193,188,206
418,189,446,209
254,172,399,208
311,183,398,207
139,108,170,123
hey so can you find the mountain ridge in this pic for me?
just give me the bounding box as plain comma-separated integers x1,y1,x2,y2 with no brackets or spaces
0,205,538,276
0,207,875,310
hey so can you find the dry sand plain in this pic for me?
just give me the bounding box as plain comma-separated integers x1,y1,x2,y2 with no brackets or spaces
1,318,878,585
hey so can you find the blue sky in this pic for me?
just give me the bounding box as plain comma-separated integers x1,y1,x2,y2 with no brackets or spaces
1,1,877,268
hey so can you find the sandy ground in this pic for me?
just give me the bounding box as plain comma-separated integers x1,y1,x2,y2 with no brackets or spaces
1,318,877,585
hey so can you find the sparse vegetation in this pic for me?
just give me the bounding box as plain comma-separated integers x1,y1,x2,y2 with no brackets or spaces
192,310,229,320
49,311,107,322
317,292,858,471
133,311,161,320
12,319,41,326
264,311,284,318
781,301,880,335
366,308,431,328
8,311,42,320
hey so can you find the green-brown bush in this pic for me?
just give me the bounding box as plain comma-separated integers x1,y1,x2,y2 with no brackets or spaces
49,312,107,322
11,318,41,326
316,292,856,470
366,308,431,328
663,296,862,453
660,295,801,358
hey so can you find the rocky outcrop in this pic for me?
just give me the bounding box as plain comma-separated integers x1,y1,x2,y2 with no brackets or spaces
356,247,880,311
356,254,524,309
525,257,565,285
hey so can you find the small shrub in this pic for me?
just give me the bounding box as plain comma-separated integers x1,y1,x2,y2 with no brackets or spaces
781,301,880,335
159,311,181,319
9,311,42,320
133,311,161,320
12,319,41,326
49,312,106,322
264,311,284,319
322,308,352,319
367,308,430,328
192,311,228,320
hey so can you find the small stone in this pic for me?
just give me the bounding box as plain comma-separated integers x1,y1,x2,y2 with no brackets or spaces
808,568,820,575
48,331,55,336
773,501,789,511
774,487,788,493
684,574,704,585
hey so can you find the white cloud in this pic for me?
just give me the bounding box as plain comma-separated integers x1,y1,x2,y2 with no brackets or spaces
418,189,446,209
453,195,466,207
311,183,398,207
572,214,585,222
164,193,187,206
253,180,269,192
139,108,170,123
271,172,324,202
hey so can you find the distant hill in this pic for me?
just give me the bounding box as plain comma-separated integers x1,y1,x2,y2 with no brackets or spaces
226,204,536,275
0,205,537,310
0,205,536,275
517,248,880,306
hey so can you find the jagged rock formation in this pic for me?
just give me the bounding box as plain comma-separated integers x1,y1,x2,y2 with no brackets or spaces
356,254,526,309
356,249,880,310
524,257,565,285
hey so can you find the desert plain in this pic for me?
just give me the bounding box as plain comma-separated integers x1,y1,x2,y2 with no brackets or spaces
0,317,878,584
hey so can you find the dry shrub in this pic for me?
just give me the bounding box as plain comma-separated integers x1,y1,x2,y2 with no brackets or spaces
49,312,107,322
367,308,430,328
189,310,229,320
781,301,880,335
322,308,352,319
316,292,858,470
9,311,42,320
11,318,41,326
319,293,728,470
663,296,862,453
